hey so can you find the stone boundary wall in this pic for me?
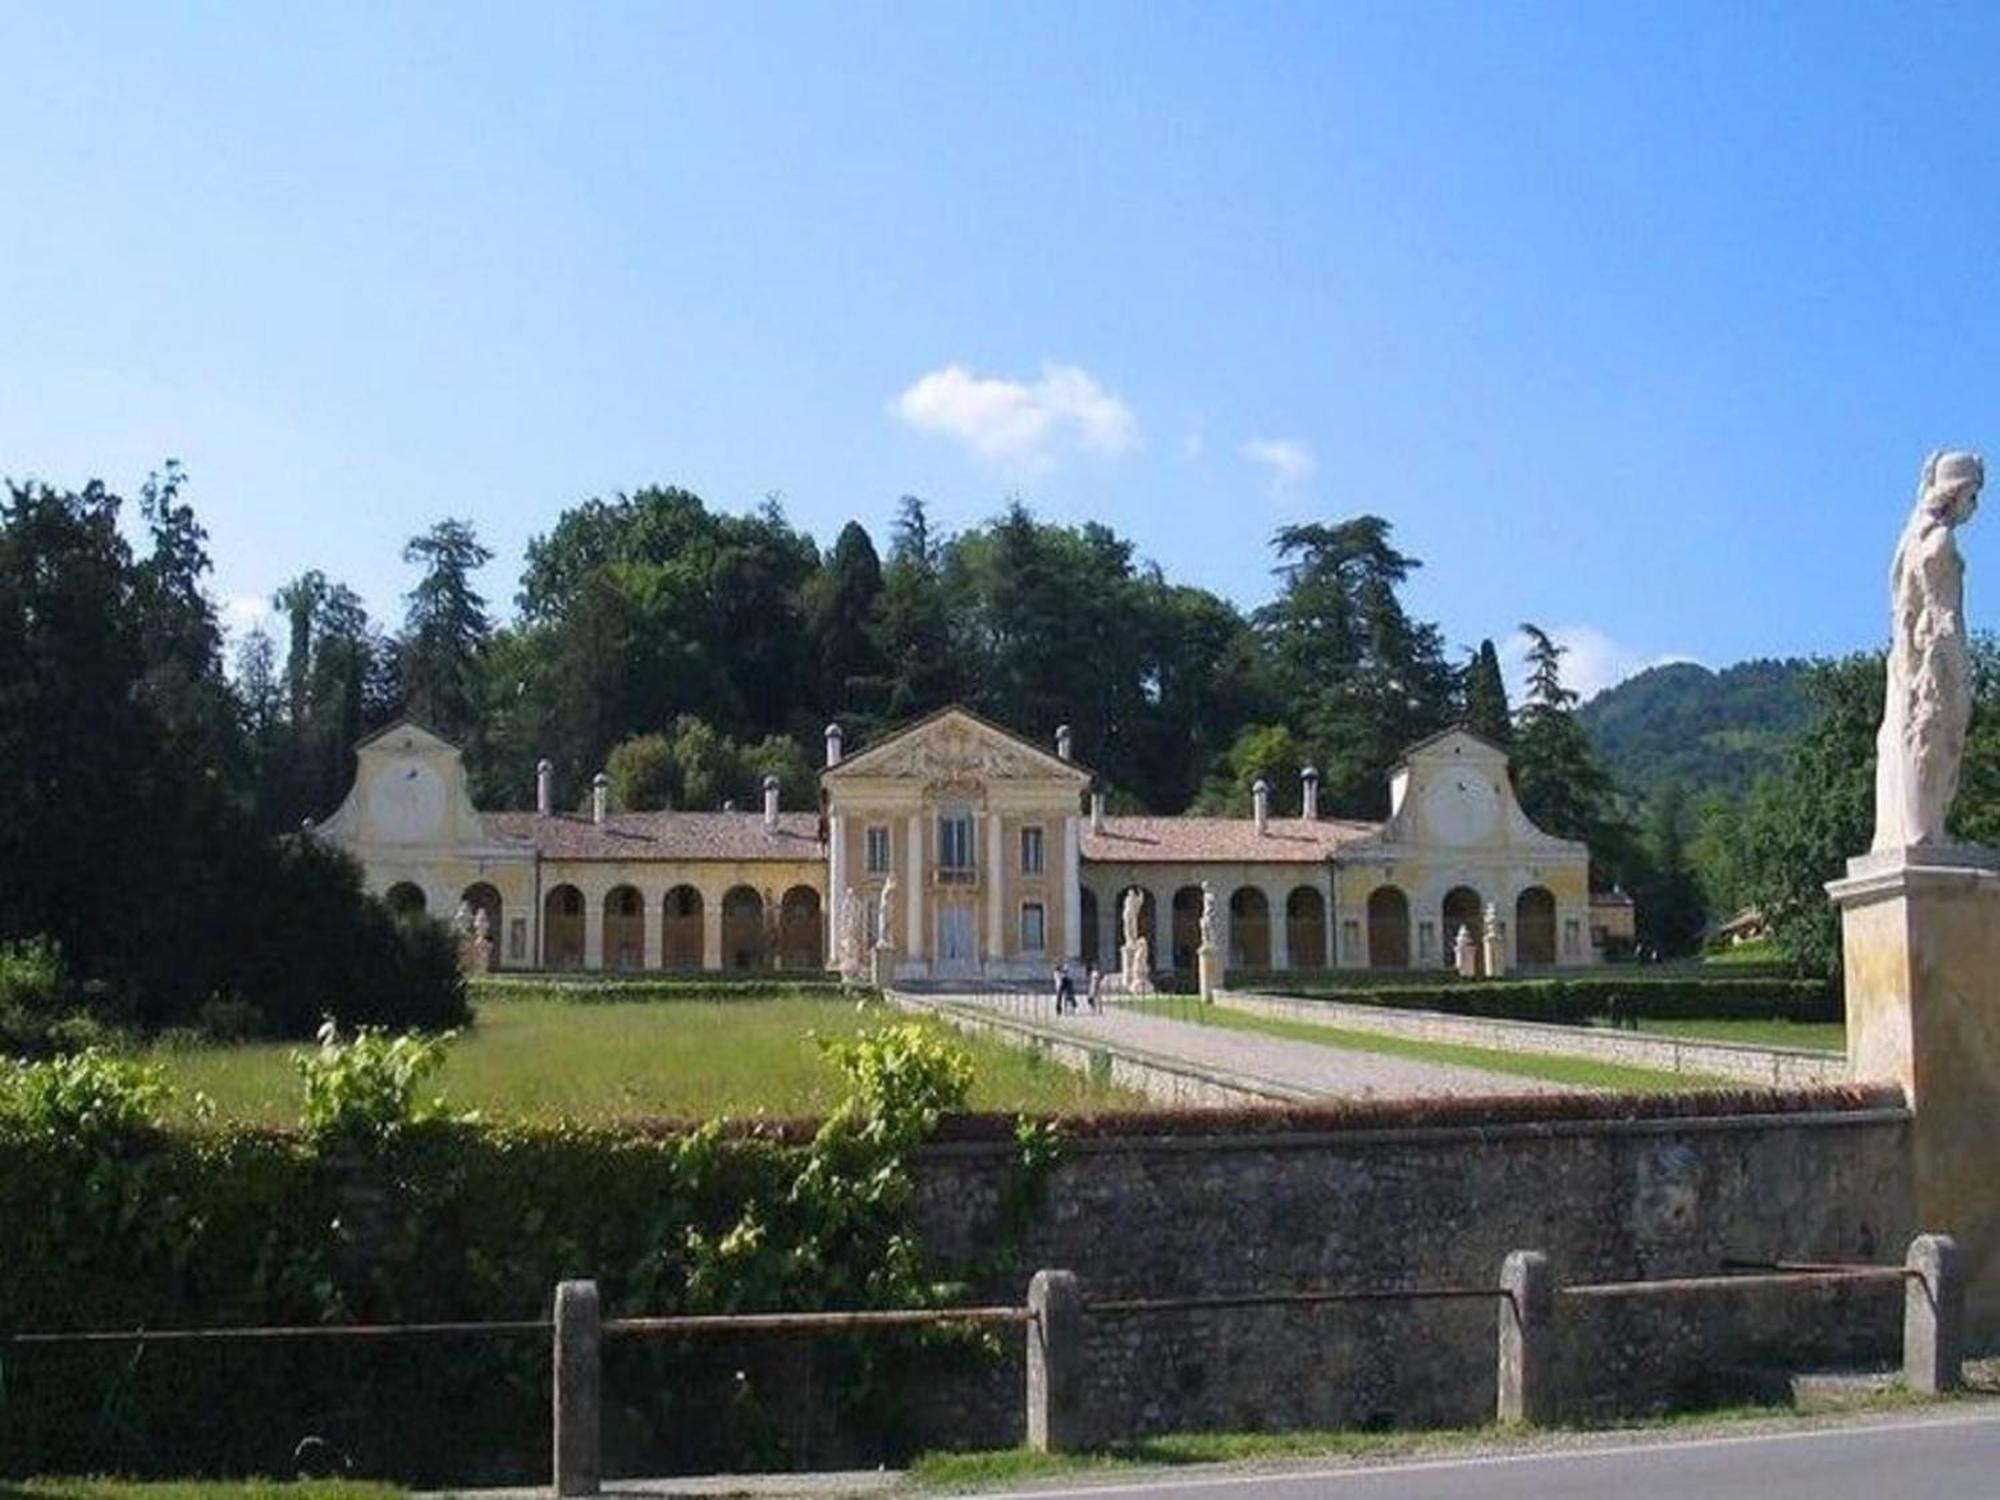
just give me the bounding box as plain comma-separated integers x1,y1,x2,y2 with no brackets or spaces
903,1094,1914,1447
1220,989,1848,1088
886,990,1304,1106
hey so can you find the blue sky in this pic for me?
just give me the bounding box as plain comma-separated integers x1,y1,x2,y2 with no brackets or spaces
4,1,1997,700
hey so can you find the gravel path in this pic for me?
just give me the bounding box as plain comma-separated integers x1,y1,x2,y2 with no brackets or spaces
923,992,1586,1100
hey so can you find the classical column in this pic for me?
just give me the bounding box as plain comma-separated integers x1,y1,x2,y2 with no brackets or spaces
702,894,723,971
583,893,605,971
1269,885,1290,971
987,810,1006,964
1062,815,1082,960
825,813,846,968
642,890,664,970
906,812,925,960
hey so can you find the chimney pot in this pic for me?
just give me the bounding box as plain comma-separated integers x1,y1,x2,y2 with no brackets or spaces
763,774,781,831
536,758,554,817
1301,765,1320,821
825,722,844,768
1056,724,1073,762
591,771,609,826
1252,777,1271,835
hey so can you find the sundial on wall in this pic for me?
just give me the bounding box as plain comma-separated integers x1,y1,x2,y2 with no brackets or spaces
368,758,447,843
1422,772,1500,845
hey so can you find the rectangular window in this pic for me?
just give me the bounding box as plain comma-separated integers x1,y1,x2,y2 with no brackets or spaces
865,824,891,875
1020,902,1046,954
1020,825,1045,875
938,804,974,877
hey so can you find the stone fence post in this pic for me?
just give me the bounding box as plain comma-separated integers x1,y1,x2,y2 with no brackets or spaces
1027,1269,1083,1453
553,1279,602,1496
1497,1250,1552,1426
1906,1233,1965,1395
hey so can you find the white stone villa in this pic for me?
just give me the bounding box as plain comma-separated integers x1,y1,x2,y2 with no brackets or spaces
316,707,1602,979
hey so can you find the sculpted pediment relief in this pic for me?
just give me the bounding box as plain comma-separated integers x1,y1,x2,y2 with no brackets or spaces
831,707,1088,790
875,723,1039,784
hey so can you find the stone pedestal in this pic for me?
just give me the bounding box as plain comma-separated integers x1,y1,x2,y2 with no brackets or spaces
1197,945,1220,1003
872,942,894,991
1828,847,2000,1330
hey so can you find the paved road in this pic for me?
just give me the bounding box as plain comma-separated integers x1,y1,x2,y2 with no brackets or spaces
975,1407,2000,1499
927,992,1581,1099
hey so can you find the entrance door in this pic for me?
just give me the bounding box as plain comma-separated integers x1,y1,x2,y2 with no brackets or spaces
938,902,977,975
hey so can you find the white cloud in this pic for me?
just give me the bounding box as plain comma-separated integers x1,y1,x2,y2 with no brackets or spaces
890,361,1138,469
1502,624,1702,704
1238,436,1316,492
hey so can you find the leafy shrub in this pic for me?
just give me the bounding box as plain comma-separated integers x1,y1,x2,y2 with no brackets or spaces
0,1046,170,1148
821,1021,975,1148
295,1019,457,1147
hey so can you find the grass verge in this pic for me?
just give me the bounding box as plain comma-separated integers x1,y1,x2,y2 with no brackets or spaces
1625,1016,1845,1052
0,1486,401,1500
1128,998,1717,1092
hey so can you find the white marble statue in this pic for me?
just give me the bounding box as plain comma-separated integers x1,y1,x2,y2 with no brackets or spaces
1453,923,1476,978
452,899,474,935
471,907,490,944
876,875,897,949
1198,881,1220,952
1121,887,1143,949
1873,450,1985,852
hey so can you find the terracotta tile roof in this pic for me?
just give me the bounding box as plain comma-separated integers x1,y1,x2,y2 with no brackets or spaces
482,810,824,862
1081,816,1380,865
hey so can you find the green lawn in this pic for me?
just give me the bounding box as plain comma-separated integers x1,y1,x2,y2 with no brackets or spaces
1625,1016,1846,1052
1129,998,1715,1093
148,995,1143,1125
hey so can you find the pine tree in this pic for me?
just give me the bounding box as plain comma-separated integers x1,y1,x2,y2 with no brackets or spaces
807,520,885,716
1511,624,1617,854
399,518,493,741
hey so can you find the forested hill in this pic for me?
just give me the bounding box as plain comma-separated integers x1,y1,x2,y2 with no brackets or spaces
1580,658,1812,806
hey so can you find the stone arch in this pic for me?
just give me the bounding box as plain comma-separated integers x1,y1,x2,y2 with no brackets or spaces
1229,886,1270,970
662,885,704,970
1367,886,1409,969
604,884,646,971
778,885,823,971
722,885,768,971
384,881,427,919
1079,886,1101,971
544,884,585,969
1516,885,1557,968
1287,886,1327,970
1443,885,1484,974
1170,885,1204,974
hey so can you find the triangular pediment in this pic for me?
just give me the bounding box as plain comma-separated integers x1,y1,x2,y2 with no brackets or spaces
355,718,460,757
825,706,1089,786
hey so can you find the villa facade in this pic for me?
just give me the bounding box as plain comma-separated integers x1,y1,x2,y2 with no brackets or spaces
316,708,1596,979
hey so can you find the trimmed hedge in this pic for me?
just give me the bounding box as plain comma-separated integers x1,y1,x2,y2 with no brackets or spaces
1239,974,1837,1025
470,973,847,1005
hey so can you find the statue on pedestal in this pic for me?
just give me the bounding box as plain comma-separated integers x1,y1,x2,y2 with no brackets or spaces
876,875,897,950
1874,450,1985,852
1482,900,1507,979
1198,882,1220,954
1454,923,1477,980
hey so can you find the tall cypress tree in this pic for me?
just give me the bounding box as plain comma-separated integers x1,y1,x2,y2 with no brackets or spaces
400,518,493,742
1511,623,1616,855
1464,638,1512,746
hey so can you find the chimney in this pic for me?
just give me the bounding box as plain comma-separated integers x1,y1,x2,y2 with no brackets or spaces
763,775,780,831
1252,778,1270,835
825,722,844,768
1090,788,1105,836
1056,723,1073,762
1301,765,1320,821
591,771,609,826
536,758,554,817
